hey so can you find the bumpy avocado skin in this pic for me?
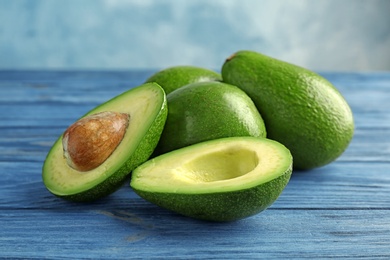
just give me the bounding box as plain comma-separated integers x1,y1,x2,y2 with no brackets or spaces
222,51,354,170
145,65,222,94
133,167,291,222
154,81,267,156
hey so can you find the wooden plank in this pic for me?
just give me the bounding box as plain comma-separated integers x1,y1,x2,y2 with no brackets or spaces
1,209,389,259
1,160,390,210
1,70,390,259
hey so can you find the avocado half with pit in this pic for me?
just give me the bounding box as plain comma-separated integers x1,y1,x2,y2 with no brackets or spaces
131,137,292,222
42,83,168,202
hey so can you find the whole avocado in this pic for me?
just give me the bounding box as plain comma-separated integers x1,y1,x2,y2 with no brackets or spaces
145,65,222,94
222,50,354,170
154,81,267,155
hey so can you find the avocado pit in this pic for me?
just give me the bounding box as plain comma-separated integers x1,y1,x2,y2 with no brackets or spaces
62,111,130,172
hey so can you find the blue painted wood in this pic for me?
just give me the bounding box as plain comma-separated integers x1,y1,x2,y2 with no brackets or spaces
1,70,390,259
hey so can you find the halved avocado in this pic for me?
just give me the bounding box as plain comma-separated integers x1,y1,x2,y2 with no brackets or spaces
131,137,292,222
42,83,168,202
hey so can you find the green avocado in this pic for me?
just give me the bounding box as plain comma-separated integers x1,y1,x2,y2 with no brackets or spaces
131,136,292,222
154,81,267,155
222,50,354,169
42,83,168,202
145,65,222,94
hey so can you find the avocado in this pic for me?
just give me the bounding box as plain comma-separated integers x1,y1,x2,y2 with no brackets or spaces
222,50,354,169
42,83,168,202
131,136,292,222
154,81,267,155
145,65,222,94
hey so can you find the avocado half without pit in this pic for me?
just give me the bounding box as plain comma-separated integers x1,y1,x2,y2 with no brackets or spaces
42,83,168,202
131,137,292,222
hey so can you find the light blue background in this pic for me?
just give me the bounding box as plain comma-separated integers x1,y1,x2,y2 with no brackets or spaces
1,0,389,71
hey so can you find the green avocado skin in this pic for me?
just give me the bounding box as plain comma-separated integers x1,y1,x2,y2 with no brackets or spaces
133,167,291,222
222,50,354,170
154,81,267,155
145,65,222,94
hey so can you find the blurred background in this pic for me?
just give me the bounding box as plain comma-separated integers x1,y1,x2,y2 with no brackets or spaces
1,0,389,72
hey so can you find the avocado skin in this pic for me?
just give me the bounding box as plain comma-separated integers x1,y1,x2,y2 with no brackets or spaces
145,65,222,94
154,81,267,156
222,50,354,170
133,166,291,222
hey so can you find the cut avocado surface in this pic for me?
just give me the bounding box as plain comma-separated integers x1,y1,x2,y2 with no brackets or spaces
42,83,168,202
131,137,292,222
145,65,222,94
154,81,267,156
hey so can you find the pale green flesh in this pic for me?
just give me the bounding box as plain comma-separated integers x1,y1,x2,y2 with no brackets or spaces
43,83,165,196
131,137,292,194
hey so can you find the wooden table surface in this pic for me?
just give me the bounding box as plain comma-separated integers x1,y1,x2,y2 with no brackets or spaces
1,70,389,259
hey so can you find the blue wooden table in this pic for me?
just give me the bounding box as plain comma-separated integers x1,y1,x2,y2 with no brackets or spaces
1,70,389,259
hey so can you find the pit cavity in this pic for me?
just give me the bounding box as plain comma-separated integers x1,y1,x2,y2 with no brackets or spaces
181,147,259,183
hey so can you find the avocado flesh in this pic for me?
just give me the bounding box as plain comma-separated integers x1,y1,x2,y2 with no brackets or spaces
222,50,354,169
145,65,222,94
155,81,267,156
131,137,292,222
42,83,167,202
